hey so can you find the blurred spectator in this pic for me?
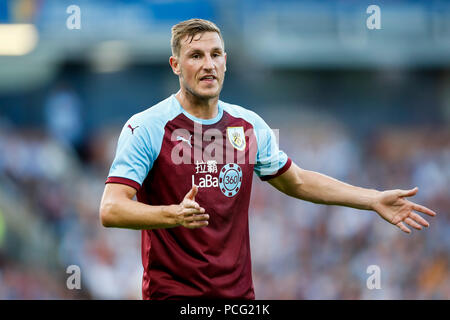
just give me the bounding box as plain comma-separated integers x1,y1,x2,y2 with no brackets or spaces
44,81,83,152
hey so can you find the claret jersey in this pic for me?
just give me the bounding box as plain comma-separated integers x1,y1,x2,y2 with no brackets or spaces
106,94,292,299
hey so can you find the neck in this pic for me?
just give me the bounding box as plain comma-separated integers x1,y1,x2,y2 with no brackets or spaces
175,88,219,120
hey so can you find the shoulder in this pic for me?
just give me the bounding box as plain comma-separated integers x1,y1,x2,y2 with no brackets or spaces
220,100,269,129
128,95,181,130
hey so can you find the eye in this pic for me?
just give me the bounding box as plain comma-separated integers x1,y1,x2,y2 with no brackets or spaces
192,54,200,59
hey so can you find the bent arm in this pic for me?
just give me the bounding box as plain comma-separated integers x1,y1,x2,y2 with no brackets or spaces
99,183,179,229
267,161,379,211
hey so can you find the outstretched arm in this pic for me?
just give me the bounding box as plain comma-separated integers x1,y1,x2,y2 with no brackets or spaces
267,161,437,234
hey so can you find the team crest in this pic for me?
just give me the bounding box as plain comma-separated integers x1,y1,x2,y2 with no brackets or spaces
227,127,246,151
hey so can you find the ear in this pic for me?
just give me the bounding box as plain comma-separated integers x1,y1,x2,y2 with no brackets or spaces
169,55,181,76
224,52,227,72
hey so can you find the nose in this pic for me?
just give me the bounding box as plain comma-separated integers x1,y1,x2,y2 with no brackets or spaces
203,55,215,71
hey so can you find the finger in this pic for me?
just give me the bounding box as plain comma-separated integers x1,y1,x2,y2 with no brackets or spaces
396,222,411,234
182,199,201,210
184,221,209,229
182,208,205,216
184,185,198,201
392,213,408,225
404,217,422,230
412,203,437,217
185,214,209,223
399,187,418,198
410,212,430,228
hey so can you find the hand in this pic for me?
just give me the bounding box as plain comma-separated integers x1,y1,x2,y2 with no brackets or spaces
171,185,209,229
372,187,437,234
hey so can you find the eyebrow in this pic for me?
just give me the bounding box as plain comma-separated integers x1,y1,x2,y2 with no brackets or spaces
185,47,223,55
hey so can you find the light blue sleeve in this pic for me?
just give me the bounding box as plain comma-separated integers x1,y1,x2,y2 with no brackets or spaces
107,115,158,187
251,112,290,179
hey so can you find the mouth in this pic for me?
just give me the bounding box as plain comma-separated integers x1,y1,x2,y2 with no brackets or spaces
199,75,217,83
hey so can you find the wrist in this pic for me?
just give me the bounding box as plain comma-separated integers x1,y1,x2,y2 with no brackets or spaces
368,189,381,211
164,204,182,226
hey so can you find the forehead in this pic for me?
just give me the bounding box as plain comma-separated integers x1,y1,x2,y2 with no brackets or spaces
180,32,224,53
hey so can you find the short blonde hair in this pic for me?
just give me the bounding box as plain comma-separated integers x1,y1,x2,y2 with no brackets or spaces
171,18,224,57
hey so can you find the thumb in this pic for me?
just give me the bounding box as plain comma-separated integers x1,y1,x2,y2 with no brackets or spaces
184,185,198,201
399,187,418,198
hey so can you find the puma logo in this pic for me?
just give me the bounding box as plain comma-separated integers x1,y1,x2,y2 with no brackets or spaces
128,124,139,135
177,135,192,148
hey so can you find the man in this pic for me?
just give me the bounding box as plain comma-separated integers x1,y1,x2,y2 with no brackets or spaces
100,19,436,300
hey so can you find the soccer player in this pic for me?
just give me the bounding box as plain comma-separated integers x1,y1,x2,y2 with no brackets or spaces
99,19,437,300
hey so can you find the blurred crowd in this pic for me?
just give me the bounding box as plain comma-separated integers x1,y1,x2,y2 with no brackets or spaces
0,98,449,300
0,104,142,299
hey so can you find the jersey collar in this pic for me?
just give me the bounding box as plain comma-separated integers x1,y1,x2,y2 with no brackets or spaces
172,94,224,125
